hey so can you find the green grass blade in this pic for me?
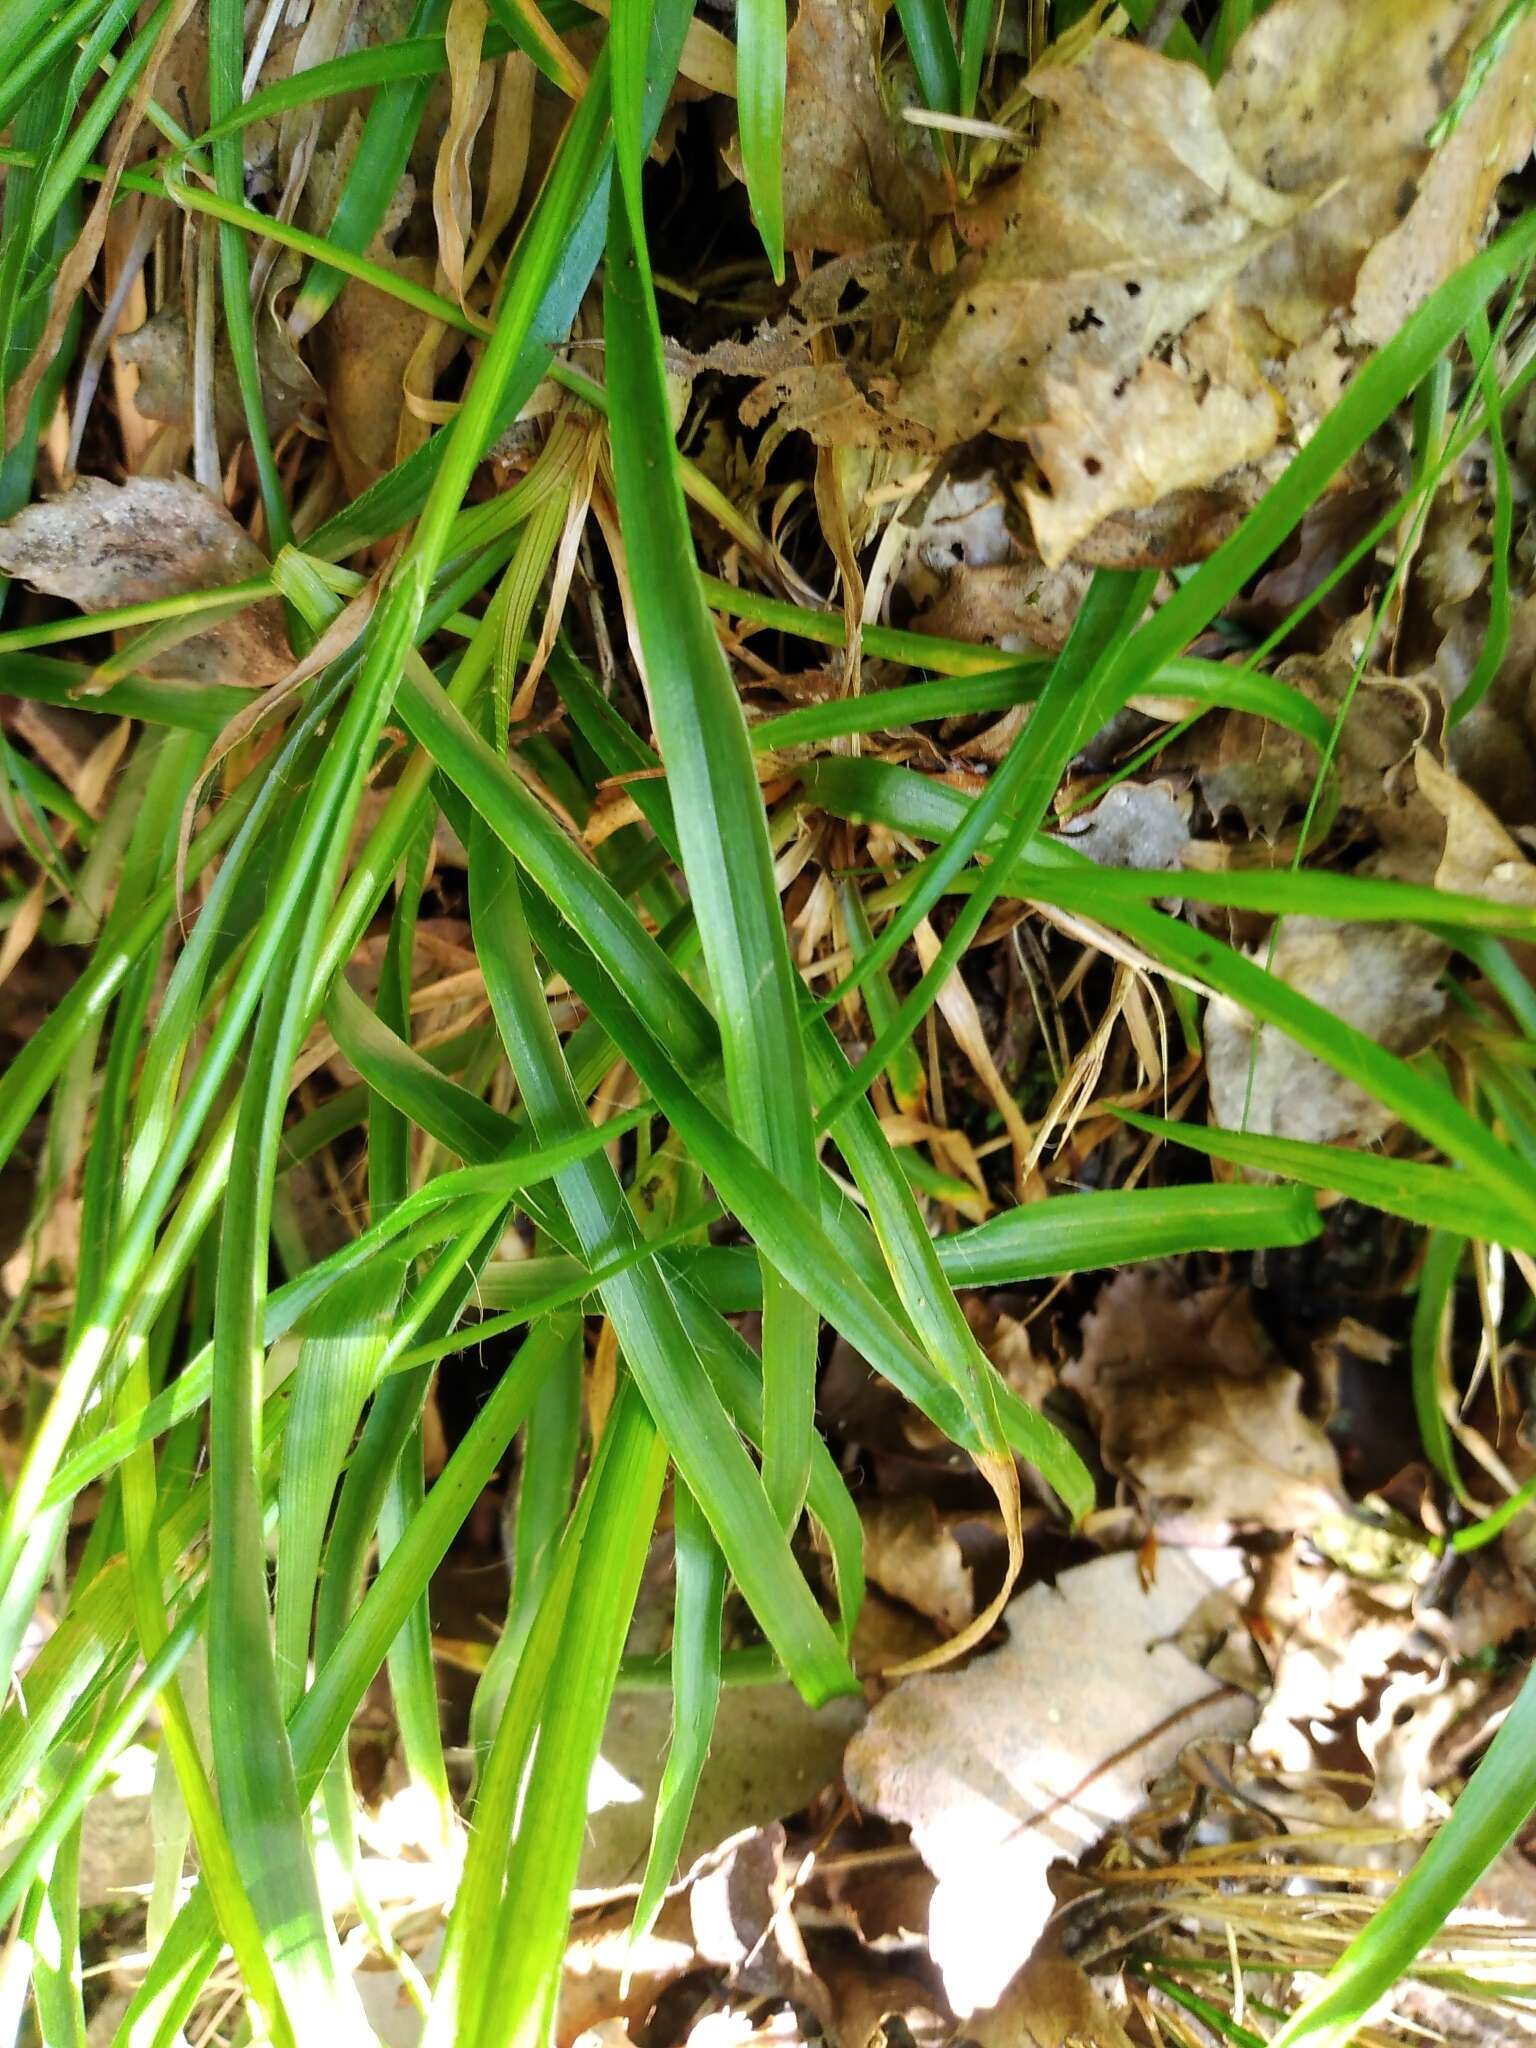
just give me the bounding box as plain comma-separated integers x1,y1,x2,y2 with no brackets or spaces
1410,1230,1467,1497
605,182,821,1528
1104,206,1536,709
958,0,991,111
894,0,960,113
735,0,786,276
207,0,290,550
287,0,451,333
479,1383,668,2048
274,1264,406,1715
470,1309,583,1755
0,1599,199,1926
665,1278,865,1640
1451,306,1516,723
469,820,858,1700
935,1181,1320,1284
519,889,1088,1507
631,1481,726,1938
1117,1110,1536,1250
118,1308,572,2046
805,757,1536,1237
812,570,1156,1130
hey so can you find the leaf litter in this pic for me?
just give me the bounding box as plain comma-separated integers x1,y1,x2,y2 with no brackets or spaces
3,0,1536,2045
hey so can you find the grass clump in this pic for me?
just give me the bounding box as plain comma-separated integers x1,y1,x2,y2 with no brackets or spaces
1,0,1535,2043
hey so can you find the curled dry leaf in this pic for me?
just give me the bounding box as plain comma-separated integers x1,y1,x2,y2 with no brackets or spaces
779,0,939,254
860,1499,976,1636
844,1548,1254,2015
1061,1269,1344,1537
0,477,290,687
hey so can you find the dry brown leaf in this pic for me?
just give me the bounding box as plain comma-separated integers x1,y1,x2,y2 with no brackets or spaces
910,557,1090,655
434,0,495,304
769,0,1532,562
860,1500,976,1635
0,477,289,687
817,1954,952,2048
965,1301,1056,1412
967,1932,1134,2048
1016,302,1282,566
1416,747,1536,906
914,918,1033,1197
5,0,197,441
1248,1544,1419,1775
902,42,1297,447
116,305,318,449
1259,1,1536,347
779,0,939,254
555,1898,697,2047
318,266,439,491
1062,1269,1344,1536
844,1548,1253,2015
1205,916,1448,1146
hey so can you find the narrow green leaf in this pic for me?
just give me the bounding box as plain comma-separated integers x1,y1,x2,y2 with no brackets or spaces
469,821,858,1701
812,569,1157,1130
735,0,786,275
805,756,1536,1238
1118,1110,1536,1251
894,0,960,113
606,182,821,1528
631,1482,726,1938
274,1263,406,1715
1410,1231,1467,1499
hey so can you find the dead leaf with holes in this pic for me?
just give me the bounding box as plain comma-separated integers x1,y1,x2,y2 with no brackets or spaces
0,477,289,687
1061,1269,1344,1538
844,1548,1254,2016
754,0,1536,565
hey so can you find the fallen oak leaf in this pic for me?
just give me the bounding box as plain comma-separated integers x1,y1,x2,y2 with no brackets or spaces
844,1549,1254,2016
1015,301,1283,568
764,0,1536,564
899,42,1299,450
